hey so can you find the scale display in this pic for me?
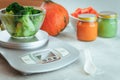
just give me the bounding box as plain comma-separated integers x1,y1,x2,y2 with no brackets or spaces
21,48,69,64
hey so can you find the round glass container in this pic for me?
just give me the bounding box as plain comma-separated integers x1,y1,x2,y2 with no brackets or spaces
98,11,118,38
77,14,98,41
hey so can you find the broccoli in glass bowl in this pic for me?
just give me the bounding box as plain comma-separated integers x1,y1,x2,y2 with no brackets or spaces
0,2,46,39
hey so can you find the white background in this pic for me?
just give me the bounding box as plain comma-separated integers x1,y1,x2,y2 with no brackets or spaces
54,0,120,18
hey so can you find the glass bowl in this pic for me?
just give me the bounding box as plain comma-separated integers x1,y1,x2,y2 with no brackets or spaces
0,7,46,39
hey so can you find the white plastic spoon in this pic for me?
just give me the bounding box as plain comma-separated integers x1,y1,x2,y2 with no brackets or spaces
83,49,96,75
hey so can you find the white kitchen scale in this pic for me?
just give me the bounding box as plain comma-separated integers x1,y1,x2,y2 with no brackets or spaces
0,30,80,75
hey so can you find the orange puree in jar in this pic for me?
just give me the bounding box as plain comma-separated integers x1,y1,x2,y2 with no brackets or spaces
77,14,98,41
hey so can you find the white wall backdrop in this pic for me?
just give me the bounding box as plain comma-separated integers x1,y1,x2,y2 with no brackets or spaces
53,0,120,18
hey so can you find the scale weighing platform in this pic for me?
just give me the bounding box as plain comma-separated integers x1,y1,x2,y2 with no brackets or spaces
0,30,80,75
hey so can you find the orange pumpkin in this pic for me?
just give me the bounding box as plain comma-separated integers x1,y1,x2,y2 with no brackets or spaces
40,0,69,36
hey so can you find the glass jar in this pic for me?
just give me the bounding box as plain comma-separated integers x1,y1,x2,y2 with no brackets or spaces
98,11,118,38
77,14,98,41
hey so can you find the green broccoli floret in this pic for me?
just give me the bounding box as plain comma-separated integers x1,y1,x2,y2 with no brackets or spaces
30,13,45,29
32,8,42,14
15,14,36,37
15,22,23,37
6,2,24,15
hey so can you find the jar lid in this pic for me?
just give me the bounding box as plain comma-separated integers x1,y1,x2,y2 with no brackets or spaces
78,14,97,22
99,11,117,19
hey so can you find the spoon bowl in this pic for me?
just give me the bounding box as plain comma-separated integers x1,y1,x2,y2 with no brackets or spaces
83,49,96,75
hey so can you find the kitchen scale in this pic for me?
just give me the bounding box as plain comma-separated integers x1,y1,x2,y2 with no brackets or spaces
0,30,80,75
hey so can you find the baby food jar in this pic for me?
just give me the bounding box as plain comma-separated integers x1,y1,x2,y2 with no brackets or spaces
77,14,98,41
98,11,118,38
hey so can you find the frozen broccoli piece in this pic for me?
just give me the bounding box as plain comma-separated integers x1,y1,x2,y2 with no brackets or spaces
6,2,24,15
15,22,23,37
30,13,45,29
16,14,36,37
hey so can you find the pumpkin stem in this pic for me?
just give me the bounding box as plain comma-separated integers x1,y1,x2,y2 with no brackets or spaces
44,0,50,1
44,0,53,3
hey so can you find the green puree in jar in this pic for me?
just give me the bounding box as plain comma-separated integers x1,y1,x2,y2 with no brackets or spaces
98,18,117,37
98,11,118,38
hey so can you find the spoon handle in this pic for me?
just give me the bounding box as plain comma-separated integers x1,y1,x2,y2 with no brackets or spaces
84,49,92,62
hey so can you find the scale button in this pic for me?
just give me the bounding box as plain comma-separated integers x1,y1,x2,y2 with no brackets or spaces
21,55,36,64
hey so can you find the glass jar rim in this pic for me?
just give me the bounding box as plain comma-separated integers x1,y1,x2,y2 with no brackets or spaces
78,14,97,22
99,11,117,19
